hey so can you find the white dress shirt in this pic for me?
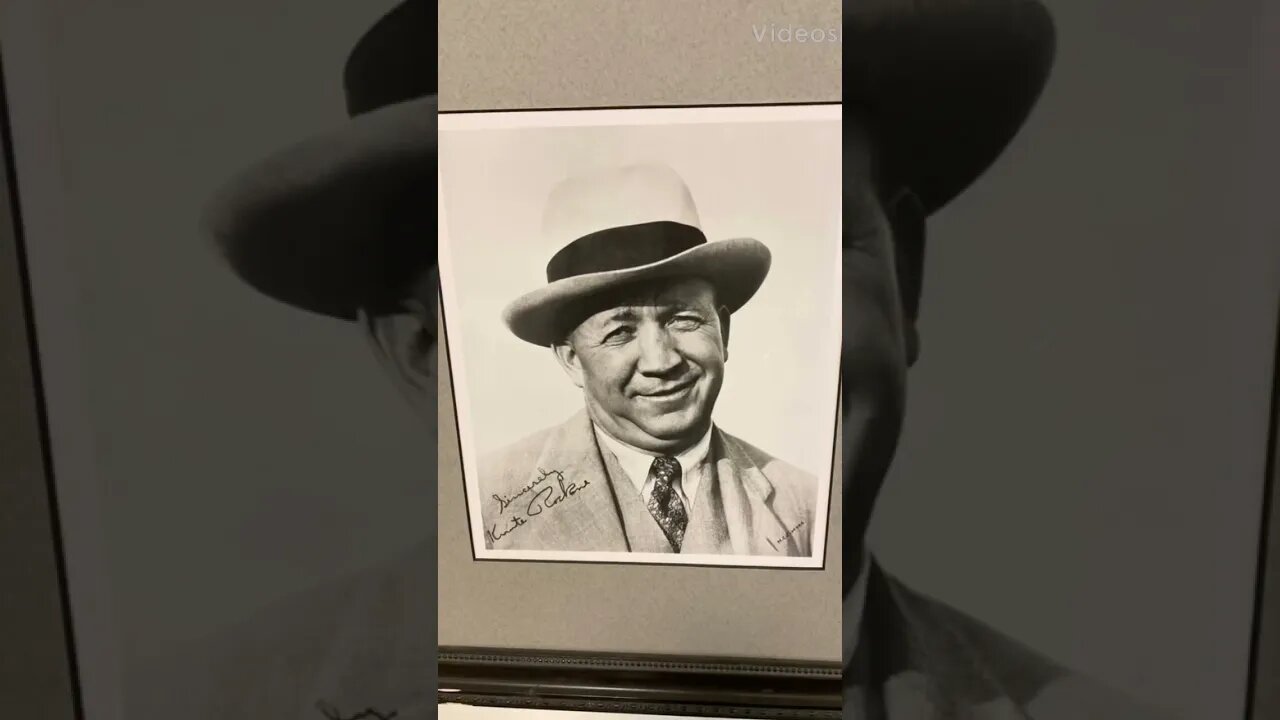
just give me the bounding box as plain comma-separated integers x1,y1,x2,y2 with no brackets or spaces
592,423,714,510
844,545,872,668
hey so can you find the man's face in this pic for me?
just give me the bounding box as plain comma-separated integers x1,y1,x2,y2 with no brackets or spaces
842,121,915,576
555,276,728,455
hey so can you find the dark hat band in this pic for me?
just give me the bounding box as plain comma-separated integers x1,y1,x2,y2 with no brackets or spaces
545,221,706,283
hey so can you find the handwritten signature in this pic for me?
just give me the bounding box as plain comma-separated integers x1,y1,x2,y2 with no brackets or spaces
766,520,807,552
485,468,592,544
315,700,398,720
485,512,527,544
491,469,555,513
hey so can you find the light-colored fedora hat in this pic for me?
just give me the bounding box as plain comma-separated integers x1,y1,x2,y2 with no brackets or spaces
502,165,772,347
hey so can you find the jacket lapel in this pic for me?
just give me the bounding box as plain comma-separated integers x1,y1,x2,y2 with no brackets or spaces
679,461,731,554
713,429,796,556
515,411,631,552
500,420,806,557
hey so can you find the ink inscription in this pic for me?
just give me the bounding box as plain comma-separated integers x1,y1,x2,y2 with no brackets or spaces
766,519,807,552
485,468,592,544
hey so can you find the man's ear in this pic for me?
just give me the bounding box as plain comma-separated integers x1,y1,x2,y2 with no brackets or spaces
717,305,731,362
359,303,436,404
552,340,586,389
887,188,927,367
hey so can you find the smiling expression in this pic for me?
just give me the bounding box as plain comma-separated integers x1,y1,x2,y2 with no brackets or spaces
554,276,729,454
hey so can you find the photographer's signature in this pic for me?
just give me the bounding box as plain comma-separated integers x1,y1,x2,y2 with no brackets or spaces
485,468,592,544
315,700,397,720
766,520,807,551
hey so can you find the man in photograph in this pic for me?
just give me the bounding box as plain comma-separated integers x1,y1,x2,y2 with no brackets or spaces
476,164,820,557
840,0,1171,717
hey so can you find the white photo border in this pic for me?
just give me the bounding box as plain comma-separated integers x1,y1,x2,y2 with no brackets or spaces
438,102,842,569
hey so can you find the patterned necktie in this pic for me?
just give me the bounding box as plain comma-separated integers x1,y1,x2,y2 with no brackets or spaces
647,456,688,551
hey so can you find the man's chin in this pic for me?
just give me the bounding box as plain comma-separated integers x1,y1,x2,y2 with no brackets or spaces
631,414,710,449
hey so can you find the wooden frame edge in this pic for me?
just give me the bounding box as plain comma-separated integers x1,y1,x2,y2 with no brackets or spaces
437,646,842,718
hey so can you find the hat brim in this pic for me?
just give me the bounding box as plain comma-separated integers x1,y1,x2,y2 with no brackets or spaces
203,95,436,320
846,0,1056,215
502,238,772,346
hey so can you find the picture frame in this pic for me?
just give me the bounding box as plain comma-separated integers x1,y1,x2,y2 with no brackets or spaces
433,105,846,719
437,646,842,718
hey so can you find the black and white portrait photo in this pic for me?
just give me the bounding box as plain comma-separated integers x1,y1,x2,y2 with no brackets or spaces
438,105,841,567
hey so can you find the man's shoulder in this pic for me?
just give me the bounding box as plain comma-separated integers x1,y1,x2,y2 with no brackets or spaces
478,420,564,492
880,569,1172,718
717,428,821,500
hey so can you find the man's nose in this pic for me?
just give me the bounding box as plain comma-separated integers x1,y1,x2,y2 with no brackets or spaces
635,325,682,376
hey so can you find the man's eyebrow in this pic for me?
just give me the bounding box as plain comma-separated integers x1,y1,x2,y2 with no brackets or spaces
659,297,716,314
595,297,709,323
599,308,640,324
668,301,706,312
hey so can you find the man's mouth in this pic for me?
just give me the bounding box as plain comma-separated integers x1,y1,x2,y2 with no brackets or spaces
637,377,697,399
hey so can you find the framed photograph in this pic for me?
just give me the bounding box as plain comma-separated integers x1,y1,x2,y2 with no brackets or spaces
434,10,846,717
437,103,841,568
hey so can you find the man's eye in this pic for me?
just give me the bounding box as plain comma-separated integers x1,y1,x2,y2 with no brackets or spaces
669,315,703,330
603,327,635,343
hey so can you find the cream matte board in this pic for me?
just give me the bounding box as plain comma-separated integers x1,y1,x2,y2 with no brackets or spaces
438,0,842,112
437,0,842,661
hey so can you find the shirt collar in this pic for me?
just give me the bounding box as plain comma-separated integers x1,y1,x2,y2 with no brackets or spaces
592,423,714,503
843,545,872,669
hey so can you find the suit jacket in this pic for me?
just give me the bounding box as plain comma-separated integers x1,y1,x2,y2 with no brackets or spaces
478,410,820,556
126,540,435,720
848,560,1174,719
